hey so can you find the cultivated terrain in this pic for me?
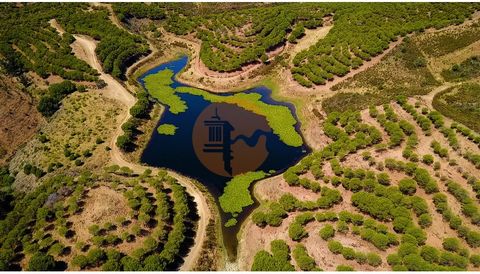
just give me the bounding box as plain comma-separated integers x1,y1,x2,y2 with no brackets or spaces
0,2,479,272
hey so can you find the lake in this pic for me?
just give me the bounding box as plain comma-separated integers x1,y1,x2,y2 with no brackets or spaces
139,56,309,259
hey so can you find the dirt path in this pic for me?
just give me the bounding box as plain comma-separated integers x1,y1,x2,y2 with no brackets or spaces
420,82,455,110
70,33,211,271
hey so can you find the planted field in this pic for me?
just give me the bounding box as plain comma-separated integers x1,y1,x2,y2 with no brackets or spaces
433,83,480,134
0,3,148,81
323,38,438,114
0,169,198,271
239,97,480,271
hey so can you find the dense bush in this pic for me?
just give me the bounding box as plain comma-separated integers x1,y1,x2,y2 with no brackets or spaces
351,191,393,221
28,252,57,271
442,238,460,252
398,178,417,195
251,240,295,271
292,244,320,271
422,154,434,165
37,81,77,117
319,224,335,240
431,141,448,158
288,213,314,241
290,3,476,86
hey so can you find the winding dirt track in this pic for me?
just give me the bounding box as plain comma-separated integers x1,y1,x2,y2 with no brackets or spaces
71,34,211,271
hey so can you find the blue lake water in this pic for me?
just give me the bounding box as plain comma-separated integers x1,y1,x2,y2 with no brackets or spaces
138,56,309,258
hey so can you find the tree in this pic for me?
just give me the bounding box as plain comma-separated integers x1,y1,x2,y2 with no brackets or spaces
399,178,417,195
319,224,335,240
251,240,294,271
442,238,460,252
121,256,141,271
393,216,411,233
418,213,432,228
366,253,382,267
288,222,307,241
86,248,106,267
377,172,390,185
328,240,343,254
72,255,89,269
251,251,277,271
342,247,356,260
387,254,402,266
293,244,317,271
470,254,480,267
420,245,439,263
422,154,434,165
28,252,56,271
403,254,430,271
116,134,133,151
143,254,166,271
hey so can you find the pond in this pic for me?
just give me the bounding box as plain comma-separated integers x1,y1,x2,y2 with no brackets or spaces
139,56,309,259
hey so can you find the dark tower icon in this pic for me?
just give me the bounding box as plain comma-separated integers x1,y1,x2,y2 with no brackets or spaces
202,108,235,175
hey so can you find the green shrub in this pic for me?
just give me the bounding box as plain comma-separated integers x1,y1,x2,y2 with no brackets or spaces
470,254,480,267
420,245,440,263
341,247,356,260
328,240,343,254
319,224,335,240
251,240,295,271
398,178,417,195
443,238,460,252
28,252,56,271
366,253,382,267
336,265,354,271
292,244,318,271
387,254,402,266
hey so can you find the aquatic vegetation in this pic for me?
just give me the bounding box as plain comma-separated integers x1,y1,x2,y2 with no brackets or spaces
144,68,303,147
143,69,187,114
177,86,303,147
218,171,267,221
157,124,177,135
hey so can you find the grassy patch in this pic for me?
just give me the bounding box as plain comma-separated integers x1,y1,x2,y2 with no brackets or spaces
157,124,177,135
177,86,303,147
143,69,187,114
441,56,480,82
324,39,439,113
433,83,480,133
219,171,267,221
416,24,480,57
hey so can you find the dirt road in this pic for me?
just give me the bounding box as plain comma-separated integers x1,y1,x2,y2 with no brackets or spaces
70,33,211,271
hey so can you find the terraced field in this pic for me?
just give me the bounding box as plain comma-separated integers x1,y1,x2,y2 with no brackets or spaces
1,3,480,272
239,96,480,271
0,169,200,271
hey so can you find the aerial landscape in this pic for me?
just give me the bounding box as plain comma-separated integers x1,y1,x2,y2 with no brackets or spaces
1,2,480,271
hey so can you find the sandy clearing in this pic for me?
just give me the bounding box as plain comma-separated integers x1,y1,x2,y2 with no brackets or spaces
69,33,211,271
288,26,333,64
69,186,130,243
